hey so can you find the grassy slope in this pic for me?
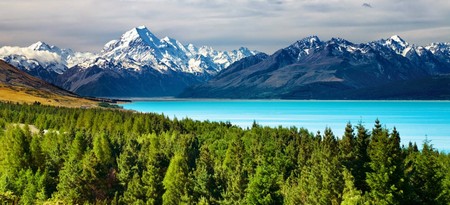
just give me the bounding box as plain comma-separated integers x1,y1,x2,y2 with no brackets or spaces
0,60,98,108
0,85,97,107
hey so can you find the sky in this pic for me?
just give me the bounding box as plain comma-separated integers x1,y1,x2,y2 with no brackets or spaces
0,0,449,54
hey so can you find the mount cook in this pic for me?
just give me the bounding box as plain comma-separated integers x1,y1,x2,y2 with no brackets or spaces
0,26,258,97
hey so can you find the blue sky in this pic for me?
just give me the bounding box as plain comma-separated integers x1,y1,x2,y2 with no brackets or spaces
0,0,449,54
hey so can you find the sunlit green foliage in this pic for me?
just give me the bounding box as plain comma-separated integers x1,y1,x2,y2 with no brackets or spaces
0,102,448,204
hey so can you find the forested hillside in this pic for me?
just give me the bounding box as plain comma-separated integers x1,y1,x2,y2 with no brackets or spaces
0,102,449,204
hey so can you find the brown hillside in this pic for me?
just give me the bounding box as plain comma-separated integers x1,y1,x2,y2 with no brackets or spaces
0,60,98,107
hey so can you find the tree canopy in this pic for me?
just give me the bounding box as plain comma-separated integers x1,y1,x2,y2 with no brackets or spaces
0,102,449,204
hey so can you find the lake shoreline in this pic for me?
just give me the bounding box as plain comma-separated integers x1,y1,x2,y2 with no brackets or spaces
122,100,450,153
111,97,450,103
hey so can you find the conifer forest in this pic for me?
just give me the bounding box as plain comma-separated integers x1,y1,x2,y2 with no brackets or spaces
0,102,449,204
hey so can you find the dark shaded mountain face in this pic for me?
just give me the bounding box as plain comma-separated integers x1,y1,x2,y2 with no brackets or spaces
180,36,450,99
0,60,77,97
58,65,203,97
1,55,60,84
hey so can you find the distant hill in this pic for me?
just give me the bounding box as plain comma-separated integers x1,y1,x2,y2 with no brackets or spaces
0,60,98,107
180,36,450,99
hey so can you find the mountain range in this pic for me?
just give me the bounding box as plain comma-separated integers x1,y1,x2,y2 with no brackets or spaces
0,26,257,97
1,26,450,99
180,35,450,99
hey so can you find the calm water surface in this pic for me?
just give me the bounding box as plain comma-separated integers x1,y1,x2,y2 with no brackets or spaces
123,100,450,152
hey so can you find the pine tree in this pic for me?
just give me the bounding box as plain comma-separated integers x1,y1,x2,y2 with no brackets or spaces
389,127,404,202
121,173,145,205
222,138,247,204
18,169,48,204
162,153,189,205
29,134,45,172
366,121,403,204
438,153,450,203
192,146,219,204
404,141,443,204
245,162,282,205
373,119,382,136
117,138,141,187
0,126,32,174
141,133,167,205
281,176,301,205
299,129,342,205
93,132,113,165
341,168,363,205
354,123,371,193
0,126,34,199
340,123,356,170
55,131,87,204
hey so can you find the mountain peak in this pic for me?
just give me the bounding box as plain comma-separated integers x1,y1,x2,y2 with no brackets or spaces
387,35,409,47
291,36,322,50
28,41,52,51
377,35,411,56
300,36,320,44
299,36,321,44
136,25,147,29
308,35,320,43
390,35,404,42
121,26,160,46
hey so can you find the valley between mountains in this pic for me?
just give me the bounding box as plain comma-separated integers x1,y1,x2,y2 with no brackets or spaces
1,26,449,99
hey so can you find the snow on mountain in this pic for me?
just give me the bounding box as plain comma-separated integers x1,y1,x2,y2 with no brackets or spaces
426,42,450,55
287,36,323,58
375,35,411,56
0,45,65,74
297,35,449,66
283,36,375,61
28,41,97,68
28,41,52,51
0,25,256,79
181,35,450,99
97,26,258,76
0,41,97,74
2,27,448,95
426,42,450,63
371,35,433,59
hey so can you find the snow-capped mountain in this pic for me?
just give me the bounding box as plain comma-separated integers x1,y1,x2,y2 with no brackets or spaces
181,35,450,99
0,26,256,77
96,26,257,76
0,41,98,74
0,41,97,83
2,30,449,98
0,26,258,96
377,35,410,56
285,36,323,60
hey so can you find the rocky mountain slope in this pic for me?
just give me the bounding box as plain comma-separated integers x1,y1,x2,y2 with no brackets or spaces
180,36,450,99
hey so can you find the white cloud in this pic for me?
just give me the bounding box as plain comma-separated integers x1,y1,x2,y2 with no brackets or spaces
0,46,62,64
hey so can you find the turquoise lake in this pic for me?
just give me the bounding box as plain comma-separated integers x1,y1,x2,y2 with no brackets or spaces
122,100,450,152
